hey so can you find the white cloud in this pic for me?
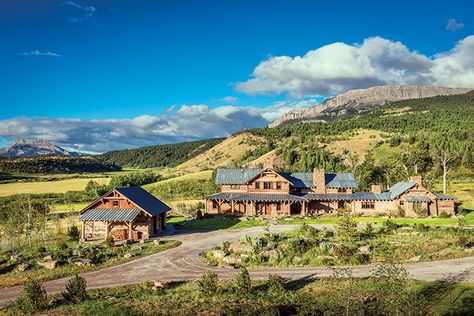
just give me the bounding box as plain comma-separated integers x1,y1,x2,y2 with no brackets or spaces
0,101,313,153
446,19,464,32
219,96,238,103
62,1,96,23
237,36,474,97
19,50,61,57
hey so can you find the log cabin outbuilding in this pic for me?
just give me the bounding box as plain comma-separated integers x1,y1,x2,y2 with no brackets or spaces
79,186,170,242
204,168,455,217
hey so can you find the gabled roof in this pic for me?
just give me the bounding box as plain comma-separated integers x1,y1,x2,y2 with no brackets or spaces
215,168,264,185
325,173,358,189
216,168,358,189
115,186,171,216
404,195,432,202
386,182,416,199
280,172,313,188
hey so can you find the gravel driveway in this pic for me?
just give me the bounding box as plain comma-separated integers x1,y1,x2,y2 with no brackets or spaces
0,224,473,305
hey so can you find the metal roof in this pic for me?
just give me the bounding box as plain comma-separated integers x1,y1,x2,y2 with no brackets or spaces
205,192,308,202
303,193,353,201
80,208,141,221
352,192,392,201
404,195,432,202
386,182,416,199
215,168,264,185
216,168,358,189
433,192,456,200
325,173,358,189
280,172,313,188
115,186,171,216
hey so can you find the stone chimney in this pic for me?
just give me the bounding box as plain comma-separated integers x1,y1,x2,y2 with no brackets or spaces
263,157,274,170
371,184,382,194
313,168,326,193
409,175,422,186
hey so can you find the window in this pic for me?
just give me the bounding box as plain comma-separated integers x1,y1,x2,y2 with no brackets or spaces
263,181,271,189
361,201,375,209
338,188,347,193
400,200,404,206
255,181,260,189
276,182,282,190
112,200,119,207
212,201,218,209
230,184,240,189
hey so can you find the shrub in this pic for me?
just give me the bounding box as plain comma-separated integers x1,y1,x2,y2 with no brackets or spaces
336,213,357,241
267,274,286,294
234,267,251,293
438,211,450,218
16,280,48,312
62,274,88,303
105,236,115,248
67,225,80,241
380,220,398,233
198,271,218,295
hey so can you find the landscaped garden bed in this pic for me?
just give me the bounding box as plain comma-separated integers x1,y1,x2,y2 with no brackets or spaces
0,239,181,288
202,215,474,268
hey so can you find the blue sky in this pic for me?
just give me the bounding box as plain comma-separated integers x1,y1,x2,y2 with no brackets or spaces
0,0,473,152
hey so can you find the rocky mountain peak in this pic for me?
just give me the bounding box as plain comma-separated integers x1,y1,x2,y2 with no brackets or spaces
0,139,79,157
269,85,472,127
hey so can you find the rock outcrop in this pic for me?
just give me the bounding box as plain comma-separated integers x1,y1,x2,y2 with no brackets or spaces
0,139,80,157
269,85,471,127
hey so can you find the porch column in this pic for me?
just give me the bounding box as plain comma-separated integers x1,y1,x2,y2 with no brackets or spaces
231,200,235,214
128,221,133,240
81,221,86,241
205,199,209,213
105,221,110,239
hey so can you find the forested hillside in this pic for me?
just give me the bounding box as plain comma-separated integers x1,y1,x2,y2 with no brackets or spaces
100,138,224,168
240,91,474,191
0,156,120,175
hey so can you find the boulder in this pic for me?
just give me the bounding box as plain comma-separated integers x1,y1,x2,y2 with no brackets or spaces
72,248,83,257
153,240,161,245
73,258,92,267
10,254,22,262
358,245,371,255
408,255,422,262
152,280,167,290
38,259,59,270
261,249,279,259
317,255,335,260
222,254,241,265
229,243,254,255
123,253,134,259
210,250,226,259
18,262,30,271
43,255,53,261
131,245,143,251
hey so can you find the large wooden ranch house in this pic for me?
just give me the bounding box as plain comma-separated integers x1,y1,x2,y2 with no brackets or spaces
204,167,455,217
80,186,170,242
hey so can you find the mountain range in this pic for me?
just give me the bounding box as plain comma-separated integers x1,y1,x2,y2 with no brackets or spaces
0,139,80,157
268,85,471,127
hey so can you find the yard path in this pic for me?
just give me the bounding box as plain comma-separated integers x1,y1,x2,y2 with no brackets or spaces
0,224,473,305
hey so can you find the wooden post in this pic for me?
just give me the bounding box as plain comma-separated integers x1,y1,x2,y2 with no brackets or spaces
302,201,306,217
128,221,133,240
105,221,109,239
231,200,235,214
81,221,86,241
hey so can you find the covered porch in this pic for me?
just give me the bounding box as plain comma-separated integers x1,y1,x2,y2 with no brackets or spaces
80,208,165,242
205,193,309,217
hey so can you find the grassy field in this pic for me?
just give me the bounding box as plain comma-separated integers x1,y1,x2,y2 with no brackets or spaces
171,132,265,173
0,177,110,197
327,129,386,158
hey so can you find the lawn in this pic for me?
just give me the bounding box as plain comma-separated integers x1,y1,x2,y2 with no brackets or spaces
3,273,473,315
0,239,181,288
171,216,268,231
0,177,110,197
